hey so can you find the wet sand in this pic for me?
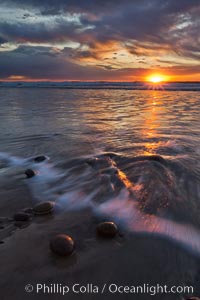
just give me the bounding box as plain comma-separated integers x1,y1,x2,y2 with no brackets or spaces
0,183,200,300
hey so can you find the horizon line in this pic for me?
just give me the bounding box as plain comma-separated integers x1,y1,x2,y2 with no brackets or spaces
1,80,200,83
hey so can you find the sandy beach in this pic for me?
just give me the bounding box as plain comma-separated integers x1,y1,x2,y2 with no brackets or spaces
0,158,200,300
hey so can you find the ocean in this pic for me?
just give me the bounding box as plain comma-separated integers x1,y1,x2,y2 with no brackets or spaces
0,85,200,299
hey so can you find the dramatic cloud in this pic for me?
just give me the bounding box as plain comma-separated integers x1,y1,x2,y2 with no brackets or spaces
0,0,200,80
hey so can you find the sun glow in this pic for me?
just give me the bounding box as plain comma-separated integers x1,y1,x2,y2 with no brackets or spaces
147,74,168,83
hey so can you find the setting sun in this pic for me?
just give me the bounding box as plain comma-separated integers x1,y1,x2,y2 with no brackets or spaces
147,74,168,83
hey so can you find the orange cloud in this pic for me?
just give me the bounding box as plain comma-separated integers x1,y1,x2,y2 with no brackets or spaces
6,75,29,81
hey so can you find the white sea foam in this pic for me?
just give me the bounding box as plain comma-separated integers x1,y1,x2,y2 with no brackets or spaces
1,151,200,256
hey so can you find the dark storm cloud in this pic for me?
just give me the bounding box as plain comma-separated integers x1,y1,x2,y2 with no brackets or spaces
0,45,126,80
0,0,200,80
12,45,59,57
1,0,132,14
1,1,199,49
77,0,200,59
2,0,199,14
0,19,83,44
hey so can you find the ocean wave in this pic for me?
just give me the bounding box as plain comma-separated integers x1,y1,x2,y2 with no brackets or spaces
1,81,200,91
1,151,200,256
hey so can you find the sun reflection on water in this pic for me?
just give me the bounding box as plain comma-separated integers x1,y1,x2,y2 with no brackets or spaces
141,92,168,155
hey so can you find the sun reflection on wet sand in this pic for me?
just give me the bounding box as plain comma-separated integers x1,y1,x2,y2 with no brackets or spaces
98,188,200,256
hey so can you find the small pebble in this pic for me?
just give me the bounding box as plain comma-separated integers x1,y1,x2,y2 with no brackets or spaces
33,201,55,215
96,221,118,238
50,234,74,256
0,241,4,244
25,169,36,178
0,226,4,230
34,155,48,163
13,212,31,222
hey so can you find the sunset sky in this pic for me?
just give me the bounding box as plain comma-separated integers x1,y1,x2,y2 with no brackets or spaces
0,0,200,81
